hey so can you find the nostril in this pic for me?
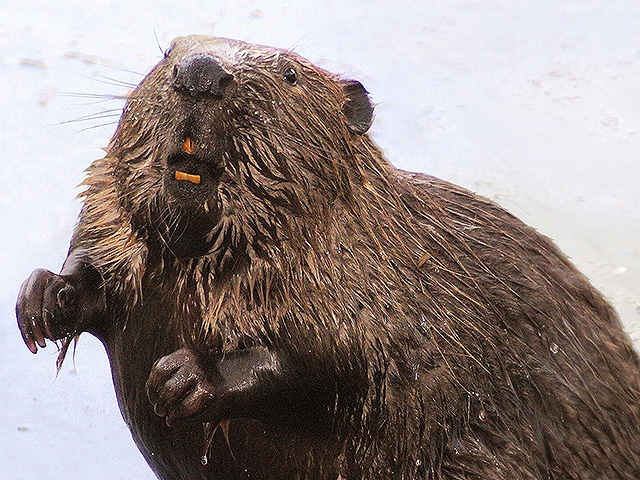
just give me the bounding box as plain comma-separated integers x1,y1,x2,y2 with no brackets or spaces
172,54,234,98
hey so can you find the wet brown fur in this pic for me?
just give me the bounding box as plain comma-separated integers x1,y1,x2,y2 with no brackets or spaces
60,36,640,478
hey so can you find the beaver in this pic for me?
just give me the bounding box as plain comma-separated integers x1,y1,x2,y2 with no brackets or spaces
16,35,640,479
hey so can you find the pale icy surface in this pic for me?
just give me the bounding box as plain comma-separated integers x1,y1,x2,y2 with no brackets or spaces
1,1,639,478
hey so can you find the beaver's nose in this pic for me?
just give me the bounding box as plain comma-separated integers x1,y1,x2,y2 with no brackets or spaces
172,54,234,98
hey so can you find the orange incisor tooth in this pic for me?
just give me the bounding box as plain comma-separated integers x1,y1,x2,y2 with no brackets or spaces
175,171,201,184
182,137,195,154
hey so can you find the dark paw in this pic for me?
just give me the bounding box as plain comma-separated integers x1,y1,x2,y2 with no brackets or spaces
146,348,218,426
16,269,76,353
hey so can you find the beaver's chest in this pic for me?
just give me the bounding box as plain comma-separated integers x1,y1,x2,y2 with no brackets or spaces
102,276,332,480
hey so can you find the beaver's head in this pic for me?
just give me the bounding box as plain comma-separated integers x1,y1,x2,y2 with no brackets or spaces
109,36,374,263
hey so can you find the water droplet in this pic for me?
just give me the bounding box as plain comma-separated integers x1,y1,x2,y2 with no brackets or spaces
415,459,422,467
550,342,559,354
201,455,208,466
478,409,487,422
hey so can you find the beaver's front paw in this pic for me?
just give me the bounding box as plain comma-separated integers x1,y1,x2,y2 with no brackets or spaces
146,348,218,426
16,269,77,353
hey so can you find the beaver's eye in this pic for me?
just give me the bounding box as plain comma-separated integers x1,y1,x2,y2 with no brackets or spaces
283,67,297,85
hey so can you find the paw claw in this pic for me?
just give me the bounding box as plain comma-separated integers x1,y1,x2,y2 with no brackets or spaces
16,269,74,354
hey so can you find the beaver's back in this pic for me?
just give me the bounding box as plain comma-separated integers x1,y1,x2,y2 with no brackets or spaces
387,170,640,477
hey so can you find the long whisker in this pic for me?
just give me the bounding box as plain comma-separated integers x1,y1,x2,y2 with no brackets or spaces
76,121,120,132
61,110,124,124
67,70,137,89
91,62,146,78
59,92,129,102
92,73,138,89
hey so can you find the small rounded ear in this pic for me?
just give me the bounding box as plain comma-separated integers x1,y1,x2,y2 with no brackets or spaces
341,79,374,135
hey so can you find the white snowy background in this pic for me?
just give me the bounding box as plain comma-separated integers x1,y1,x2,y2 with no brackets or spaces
1,1,639,478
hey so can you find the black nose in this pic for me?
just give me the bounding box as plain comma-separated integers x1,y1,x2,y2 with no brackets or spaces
172,54,234,98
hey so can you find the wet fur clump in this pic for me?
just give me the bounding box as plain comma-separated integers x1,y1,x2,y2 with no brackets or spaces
21,36,640,479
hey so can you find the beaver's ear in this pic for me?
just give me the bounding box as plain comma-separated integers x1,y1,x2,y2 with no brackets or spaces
341,80,374,135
